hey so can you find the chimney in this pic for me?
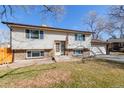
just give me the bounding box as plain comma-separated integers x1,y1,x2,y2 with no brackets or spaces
41,24,47,27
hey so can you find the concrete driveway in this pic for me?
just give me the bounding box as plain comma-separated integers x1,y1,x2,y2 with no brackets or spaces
96,55,124,63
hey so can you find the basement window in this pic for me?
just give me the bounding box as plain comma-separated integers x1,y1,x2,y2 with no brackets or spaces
73,49,82,55
27,50,44,58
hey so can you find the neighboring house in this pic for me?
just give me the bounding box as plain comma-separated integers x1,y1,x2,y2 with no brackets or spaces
0,42,10,48
2,22,93,61
107,38,124,52
90,39,107,55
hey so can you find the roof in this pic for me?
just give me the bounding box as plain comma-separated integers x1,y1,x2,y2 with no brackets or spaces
91,39,107,45
107,38,124,43
2,21,93,34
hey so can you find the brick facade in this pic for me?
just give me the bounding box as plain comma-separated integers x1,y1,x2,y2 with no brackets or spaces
13,49,90,61
66,49,90,57
13,50,26,60
13,49,51,61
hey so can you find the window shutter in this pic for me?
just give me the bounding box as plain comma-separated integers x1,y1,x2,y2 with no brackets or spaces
40,31,44,39
27,51,31,57
26,29,30,38
75,34,77,41
83,35,85,41
40,51,44,56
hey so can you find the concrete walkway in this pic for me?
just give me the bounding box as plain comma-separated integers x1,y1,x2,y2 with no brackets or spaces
0,56,81,69
0,58,54,69
96,55,124,63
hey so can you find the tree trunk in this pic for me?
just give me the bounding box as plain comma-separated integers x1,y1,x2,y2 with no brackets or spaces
120,28,124,38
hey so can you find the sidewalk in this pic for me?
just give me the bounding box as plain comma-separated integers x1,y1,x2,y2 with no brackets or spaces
0,58,54,69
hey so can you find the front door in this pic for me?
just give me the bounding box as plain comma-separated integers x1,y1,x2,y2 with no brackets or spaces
55,41,65,56
61,41,65,55
55,42,61,56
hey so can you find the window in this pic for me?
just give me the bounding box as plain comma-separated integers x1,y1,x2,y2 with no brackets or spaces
32,51,40,57
75,34,85,41
25,29,44,39
27,50,44,58
74,50,82,55
31,30,39,39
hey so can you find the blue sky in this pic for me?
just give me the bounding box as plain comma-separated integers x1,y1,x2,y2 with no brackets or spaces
0,5,110,42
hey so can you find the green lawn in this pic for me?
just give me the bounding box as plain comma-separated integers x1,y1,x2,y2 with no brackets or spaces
0,58,124,88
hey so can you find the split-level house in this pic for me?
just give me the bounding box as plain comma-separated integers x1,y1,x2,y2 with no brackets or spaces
2,22,93,61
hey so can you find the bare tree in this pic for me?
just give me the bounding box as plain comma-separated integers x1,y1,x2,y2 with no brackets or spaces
0,5,65,43
109,5,124,38
83,11,106,39
105,20,118,39
41,5,65,21
94,17,106,39
0,5,65,21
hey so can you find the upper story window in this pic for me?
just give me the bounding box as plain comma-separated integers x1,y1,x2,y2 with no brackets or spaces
26,29,44,39
75,34,85,41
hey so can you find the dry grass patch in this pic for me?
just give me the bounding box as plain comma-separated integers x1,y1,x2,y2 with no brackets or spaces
13,69,71,88
0,58,124,87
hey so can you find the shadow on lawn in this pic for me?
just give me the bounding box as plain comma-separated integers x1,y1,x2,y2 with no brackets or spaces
0,65,56,78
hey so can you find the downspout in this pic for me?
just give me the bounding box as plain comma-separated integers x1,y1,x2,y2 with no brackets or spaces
10,27,14,63
65,33,69,55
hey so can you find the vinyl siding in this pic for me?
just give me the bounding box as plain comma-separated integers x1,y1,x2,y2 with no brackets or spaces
67,33,91,49
11,27,91,50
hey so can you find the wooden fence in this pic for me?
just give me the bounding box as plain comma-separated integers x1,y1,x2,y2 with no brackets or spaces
0,48,13,65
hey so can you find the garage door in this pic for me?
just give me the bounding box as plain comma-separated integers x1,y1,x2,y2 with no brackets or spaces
90,45,106,55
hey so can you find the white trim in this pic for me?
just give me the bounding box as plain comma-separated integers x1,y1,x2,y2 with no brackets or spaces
26,50,44,59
